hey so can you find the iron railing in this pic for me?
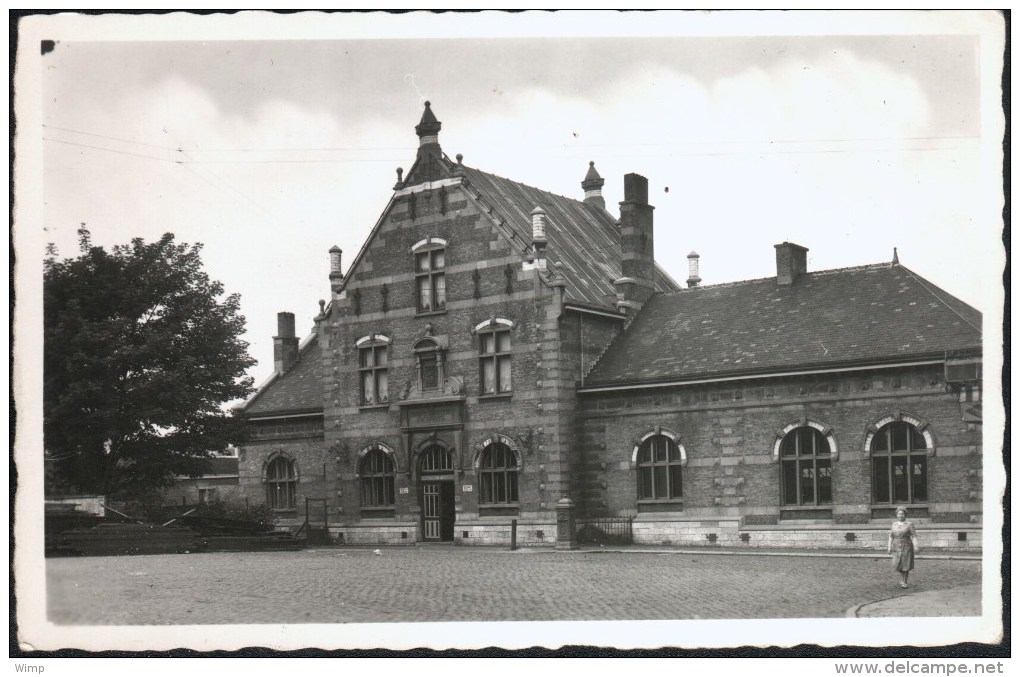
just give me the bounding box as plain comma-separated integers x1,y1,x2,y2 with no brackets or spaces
574,514,633,546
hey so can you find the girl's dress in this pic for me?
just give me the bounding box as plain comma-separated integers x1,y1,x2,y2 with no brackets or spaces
890,520,916,572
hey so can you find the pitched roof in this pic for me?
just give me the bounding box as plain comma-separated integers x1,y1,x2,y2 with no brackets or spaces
241,336,324,416
460,164,680,308
585,263,982,387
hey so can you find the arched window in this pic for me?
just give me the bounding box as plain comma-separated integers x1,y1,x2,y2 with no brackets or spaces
637,435,683,500
265,456,297,509
871,421,928,504
479,442,519,504
419,445,454,474
360,448,395,507
780,427,832,506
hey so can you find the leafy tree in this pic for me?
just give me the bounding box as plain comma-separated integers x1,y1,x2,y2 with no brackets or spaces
44,227,255,498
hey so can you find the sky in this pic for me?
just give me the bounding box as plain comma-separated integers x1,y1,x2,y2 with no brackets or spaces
23,11,1005,392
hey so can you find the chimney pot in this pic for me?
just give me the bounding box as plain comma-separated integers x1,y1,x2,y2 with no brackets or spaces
329,246,344,292
531,205,547,242
686,251,702,288
276,311,295,339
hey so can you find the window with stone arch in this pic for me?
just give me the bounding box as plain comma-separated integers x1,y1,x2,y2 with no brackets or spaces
359,446,396,508
413,336,443,392
356,334,390,406
264,454,297,509
475,318,514,396
869,416,932,505
634,430,686,501
779,426,833,506
412,237,447,313
478,441,520,505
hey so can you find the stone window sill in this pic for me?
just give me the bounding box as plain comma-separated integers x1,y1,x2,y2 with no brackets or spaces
415,309,448,318
637,498,684,513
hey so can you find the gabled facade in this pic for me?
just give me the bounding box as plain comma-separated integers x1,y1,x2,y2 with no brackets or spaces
236,103,983,550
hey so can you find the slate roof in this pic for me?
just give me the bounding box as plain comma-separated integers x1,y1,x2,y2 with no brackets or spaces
584,263,982,387
241,336,324,416
460,164,680,308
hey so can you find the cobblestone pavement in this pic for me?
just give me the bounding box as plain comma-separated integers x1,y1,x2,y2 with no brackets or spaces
45,547,982,625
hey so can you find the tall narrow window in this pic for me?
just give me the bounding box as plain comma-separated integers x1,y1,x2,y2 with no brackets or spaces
871,421,928,504
637,435,683,500
358,342,389,406
360,449,395,508
479,328,512,395
479,442,519,504
780,427,832,506
414,337,442,392
265,456,297,509
415,247,446,313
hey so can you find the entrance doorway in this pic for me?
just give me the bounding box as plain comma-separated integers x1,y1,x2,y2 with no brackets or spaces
419,444,456,542
421,480,455,541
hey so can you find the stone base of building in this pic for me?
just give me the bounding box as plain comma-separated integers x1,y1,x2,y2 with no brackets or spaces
454,520,557,547
329,522,418,545
632,517,982,552
272,514,982,552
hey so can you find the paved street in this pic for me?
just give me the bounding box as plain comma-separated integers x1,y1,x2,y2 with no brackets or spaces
46,546,982,625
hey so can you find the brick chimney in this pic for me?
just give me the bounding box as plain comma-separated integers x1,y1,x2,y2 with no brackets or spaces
615,173,656,312
775,242,808,286
273,311,299,374
581,161,606,210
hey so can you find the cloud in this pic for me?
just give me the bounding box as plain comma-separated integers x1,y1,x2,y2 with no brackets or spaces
41,38,989,384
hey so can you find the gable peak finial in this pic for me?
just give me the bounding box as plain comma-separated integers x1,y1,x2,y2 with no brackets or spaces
892,247,900,265
582,160,606,208
415,100,441,139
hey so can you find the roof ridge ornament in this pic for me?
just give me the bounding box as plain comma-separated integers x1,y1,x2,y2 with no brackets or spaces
415,100,442,139
581,160,606,209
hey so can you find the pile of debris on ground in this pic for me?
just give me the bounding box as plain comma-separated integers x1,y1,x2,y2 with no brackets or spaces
45,503,305,557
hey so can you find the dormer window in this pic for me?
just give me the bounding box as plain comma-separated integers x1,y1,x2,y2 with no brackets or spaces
412,237,447,314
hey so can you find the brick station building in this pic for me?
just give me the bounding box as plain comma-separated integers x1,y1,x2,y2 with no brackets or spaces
235,102,983,550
